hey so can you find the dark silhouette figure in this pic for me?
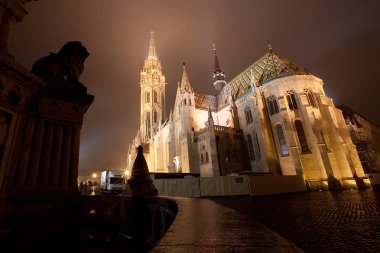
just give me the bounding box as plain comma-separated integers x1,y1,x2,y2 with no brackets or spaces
353,173,367,190
128,145,158,196
327,174,342,191
32,41,89,83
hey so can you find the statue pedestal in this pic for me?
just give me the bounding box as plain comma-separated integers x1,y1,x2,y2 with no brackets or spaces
128,181,158,196
0,40,92,250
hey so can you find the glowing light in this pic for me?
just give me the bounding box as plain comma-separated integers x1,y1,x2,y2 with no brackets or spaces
92,173,97,178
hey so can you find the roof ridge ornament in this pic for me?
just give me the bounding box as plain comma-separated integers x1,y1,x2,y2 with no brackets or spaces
267,40,272,51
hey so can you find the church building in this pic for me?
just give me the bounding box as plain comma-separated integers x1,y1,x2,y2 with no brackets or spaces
127,32,367,190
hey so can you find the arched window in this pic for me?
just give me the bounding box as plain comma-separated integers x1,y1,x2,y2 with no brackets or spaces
276,124,289,156
183,99,186,105
146,91,150,103
205,152,209,163
286,90,298,110
154,90,158,103
201,153,204,164
268,95,279,115
247,134,256,161
295,120,310,153
146,111,151,136
146,111,150,122
245,107,253,125
254,131,261,159
153,109,158,123
305,89,317,108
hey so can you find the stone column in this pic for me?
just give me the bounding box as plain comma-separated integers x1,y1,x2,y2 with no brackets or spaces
0,12,16,53
0,0,33,54
17,118,35,189
39,123,54,188
27,120,45,189
60,125,72,188
69,126,81,188
50,124,63,188
4,114,25,190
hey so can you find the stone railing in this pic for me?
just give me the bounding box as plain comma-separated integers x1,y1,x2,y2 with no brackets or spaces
214,125,243,134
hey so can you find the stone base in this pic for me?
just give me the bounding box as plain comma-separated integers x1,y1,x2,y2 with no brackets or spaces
306,180,329,191
129,182,158,196
306,178,372,191
0,191,81,252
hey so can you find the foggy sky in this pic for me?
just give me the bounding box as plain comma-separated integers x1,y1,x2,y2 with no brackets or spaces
10,0,380,175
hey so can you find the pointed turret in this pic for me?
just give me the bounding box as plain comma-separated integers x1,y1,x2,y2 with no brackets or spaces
180,62,192,93
229,93,240,129
207,107,214,127
212,44,226,93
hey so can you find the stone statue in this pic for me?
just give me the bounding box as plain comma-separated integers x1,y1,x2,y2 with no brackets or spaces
327,174,342,191
128,145,158,196
32,41,89,84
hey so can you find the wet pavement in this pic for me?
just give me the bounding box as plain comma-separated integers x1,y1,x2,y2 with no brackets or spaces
211,187,380,253
78,187,380,252
152,197,302,253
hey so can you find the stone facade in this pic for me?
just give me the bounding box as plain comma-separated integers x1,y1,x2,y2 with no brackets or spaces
0,0,94,195
0,1,94,249
338,104,380,173
128,33,369,190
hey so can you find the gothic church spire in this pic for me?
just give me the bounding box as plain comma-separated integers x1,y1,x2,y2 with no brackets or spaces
140,31,166,142
147,31,158,60
212,44,226,93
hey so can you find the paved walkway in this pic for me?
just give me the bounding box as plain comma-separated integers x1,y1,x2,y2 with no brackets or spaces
211,188,380,253
152,197,303,253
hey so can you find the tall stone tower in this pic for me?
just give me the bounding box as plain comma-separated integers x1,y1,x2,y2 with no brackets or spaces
140,31,166,143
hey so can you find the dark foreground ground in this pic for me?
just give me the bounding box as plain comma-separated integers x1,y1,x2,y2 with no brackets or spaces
211,187,380,253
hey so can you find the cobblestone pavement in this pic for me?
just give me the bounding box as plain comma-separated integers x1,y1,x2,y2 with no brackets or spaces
211,187,380,253
152,197,302,253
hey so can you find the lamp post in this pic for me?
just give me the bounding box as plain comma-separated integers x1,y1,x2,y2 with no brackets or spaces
90,173,98,195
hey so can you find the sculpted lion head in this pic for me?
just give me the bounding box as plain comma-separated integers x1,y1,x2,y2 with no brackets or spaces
32,41,90,83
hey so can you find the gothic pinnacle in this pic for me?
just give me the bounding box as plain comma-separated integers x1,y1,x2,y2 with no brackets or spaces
148,30,158,60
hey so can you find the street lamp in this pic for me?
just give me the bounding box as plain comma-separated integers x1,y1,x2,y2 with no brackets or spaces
91,173,98,195
124,170,130,179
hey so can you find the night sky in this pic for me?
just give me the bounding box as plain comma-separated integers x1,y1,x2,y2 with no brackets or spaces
10,0,380,175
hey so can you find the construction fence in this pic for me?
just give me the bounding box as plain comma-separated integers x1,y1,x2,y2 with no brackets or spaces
153,175,307,197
